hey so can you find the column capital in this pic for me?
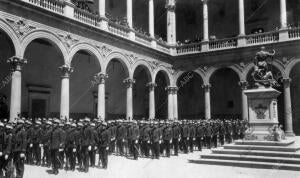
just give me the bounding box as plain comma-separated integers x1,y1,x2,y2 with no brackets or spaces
239,81,248,90
201,0,209,4
7,56,27,72
94,73,108,85
165,0,176,11
59,64,73,78
165,86,178,94
123,78,135,88
201,84,211,91
146,82,157,91
282,78,291,87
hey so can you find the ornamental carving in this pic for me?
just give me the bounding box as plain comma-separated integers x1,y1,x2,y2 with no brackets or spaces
6,18,36,37
58,33,79,48
125,54,139,64
97,45,112,58
149,61,160,70
254,104,267,120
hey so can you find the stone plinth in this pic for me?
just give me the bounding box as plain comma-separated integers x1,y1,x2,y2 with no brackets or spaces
244,87,281,141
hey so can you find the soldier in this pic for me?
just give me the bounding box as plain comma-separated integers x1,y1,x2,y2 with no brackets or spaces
2,124,13,177
142,121,151,158
129,121,139,160
12,119,27,178
0,121,5,177
219,122,226,146
196,122,204,151
151,122,161,159
163,121,173,157
81,118,93,172
50,119,64,175
65,123,77,171
58,122,66,169
99,122,110,169
212,121,219,148
75,122,83,170
89,122,98,168
42,121,52,167
172,121,181,156
25,120,34,165
205,122,212,149
33,120,43,166
182,121,189,153
116,120,125,156
225,121,233,143
188,122,196,153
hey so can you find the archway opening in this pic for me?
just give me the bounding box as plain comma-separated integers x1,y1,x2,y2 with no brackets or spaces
0,30,15,120
290,62,300,135
106,59,128,120
133,65,151,120
210,68,241,119
177,71,204,120
23,38,64,119
70,50,100,120
154,71,169,120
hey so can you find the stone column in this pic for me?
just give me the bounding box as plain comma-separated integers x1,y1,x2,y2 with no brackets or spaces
147,82,156,120
127,0,133,28
7,56,27,122
238,0,245,36
280,0,287,29
99,0,106,17
202,0,209,41
94,73,108,120
166,86,174,120
149,0,155,38
202,84,211,119
124,78,135,120
173,87,178,120
239,81,248,121
98,0,108,30
59,64,73,120
166,0,176,45
283,78,295,136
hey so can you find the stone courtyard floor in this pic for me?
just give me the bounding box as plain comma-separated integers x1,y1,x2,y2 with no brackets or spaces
24,148,300,178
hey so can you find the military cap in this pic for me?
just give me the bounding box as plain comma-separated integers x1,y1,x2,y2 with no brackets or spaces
91,123,95,127
77,122,83,127
71,123,76,127
84,117,90,122
5,124,13,129
17,119,25,124
102,122,107,126
35,121,42,125
0,122,4,127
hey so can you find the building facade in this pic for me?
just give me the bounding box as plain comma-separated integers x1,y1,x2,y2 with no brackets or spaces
0,0,300,135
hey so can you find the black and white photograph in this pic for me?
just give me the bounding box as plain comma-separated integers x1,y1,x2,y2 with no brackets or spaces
1,0,300,177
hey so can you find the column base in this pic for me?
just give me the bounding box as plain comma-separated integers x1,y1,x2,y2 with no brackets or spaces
285,131,295,137
201,40,209,52
279,28,289,42
97,18,108,31
237,35,246,47
129,31,135,41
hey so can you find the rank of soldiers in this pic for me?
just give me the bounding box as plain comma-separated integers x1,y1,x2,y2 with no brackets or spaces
0,117,248,177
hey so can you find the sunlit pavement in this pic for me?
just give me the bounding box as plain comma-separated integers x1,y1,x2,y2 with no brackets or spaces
23,145,300,178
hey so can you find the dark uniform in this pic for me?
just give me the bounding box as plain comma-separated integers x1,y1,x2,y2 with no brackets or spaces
65,127,77,171
142,125,151,157
163,125,173,157
12,124,27,178
182,124,189,153
196,123,204,151
99,125,110,169
116,123,125,156
81,124,93,172
151,126,161,159
172,123,181,156
205,124,212,149
50,125,64,174
188,124,196,152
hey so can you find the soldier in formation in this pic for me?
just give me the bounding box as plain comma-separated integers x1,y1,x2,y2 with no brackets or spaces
0,117,247,176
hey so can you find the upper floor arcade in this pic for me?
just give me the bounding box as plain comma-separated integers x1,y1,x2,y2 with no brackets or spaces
1,0,300,58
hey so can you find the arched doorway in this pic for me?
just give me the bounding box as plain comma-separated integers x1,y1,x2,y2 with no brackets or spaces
210,68,241,119
70,50,101,120
0,30,15,120
177,71,204,120
133,65,151,120
290,62,300,135
23,38,64,118
154,71,169,120
105,59,129,120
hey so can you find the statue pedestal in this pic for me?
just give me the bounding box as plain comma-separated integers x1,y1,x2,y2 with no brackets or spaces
244,87,281,141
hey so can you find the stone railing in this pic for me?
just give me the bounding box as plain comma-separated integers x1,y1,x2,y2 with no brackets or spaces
156,41,170,53
209,37,238,50
245,31,279,45
135,32,152,46
108,22,130,38
28,0,64,14
74,8,98,26
176,43,202,54
288,27,300,39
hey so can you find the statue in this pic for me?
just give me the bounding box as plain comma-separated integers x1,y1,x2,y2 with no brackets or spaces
252,46,279,88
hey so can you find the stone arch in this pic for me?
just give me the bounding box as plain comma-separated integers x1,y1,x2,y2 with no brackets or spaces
153,66,172,86
0,19,21,56
103,52,130,77
207,65,244,83
285,58,300,78
20,30,68,63
131,60,153,82
68,43,103,70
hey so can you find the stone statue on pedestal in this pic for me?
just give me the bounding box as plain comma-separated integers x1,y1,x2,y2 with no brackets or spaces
252,46,279,88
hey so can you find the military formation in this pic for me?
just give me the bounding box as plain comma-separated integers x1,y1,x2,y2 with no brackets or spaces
0,117,248,177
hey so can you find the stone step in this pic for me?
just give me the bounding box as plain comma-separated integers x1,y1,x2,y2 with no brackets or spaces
212,149,300,158
189,158,300,171
201,154,300,164
224,144,300,152
234,140,295,146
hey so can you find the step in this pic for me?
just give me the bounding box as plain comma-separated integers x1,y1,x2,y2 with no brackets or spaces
201,154,300,164
224,144,300,152
234,139,295,146
212,149,300,158
189,158,300,171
